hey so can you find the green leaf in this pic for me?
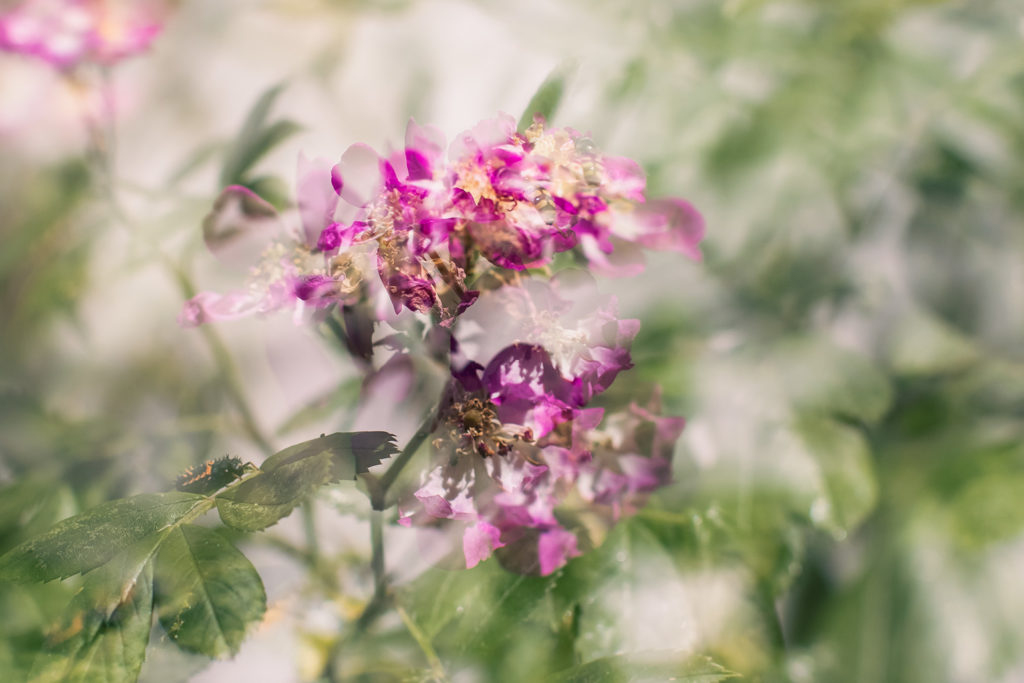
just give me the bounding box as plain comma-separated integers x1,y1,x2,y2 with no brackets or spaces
0,493,206,583
166,140,225,187
260,431,397,478
797,415,878,536
0,480,71,554
779,337,893,425
30,533,163,683
518,64,573,132
219,82,304,187
886,306,979,376
549,653,740,683
153,525,266,658
215,455,330,532
216,432,396,531
400,561,571,679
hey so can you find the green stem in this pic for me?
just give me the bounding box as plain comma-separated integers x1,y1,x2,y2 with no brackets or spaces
397,604,448,682
302,501,320,565
81,74,274,458
167,263,275,455
375,411,437,505
369,509,385,592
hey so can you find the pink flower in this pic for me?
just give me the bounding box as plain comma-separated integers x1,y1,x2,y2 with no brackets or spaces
182,114,704,332
180,161,381,327
399,378,682,575
0,0,164,69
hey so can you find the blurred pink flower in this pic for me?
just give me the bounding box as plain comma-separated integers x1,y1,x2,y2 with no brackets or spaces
0,0,164,69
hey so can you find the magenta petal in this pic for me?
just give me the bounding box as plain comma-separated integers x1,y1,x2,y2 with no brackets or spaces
632,198,706,260
482,343,579,437
404,118,445,164
463,521,505,569
537,528,580,576
405,148,433,181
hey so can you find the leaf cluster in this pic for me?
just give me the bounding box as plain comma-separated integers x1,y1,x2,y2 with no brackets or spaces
0,432,395,682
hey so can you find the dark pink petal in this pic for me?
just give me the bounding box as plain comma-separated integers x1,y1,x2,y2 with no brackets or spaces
463,521,505,569
316,223,342,252
384,272,436,314
404,118,446,169
483,343,580,437
537,528,580,576
405,148,433,181
293,274,336,304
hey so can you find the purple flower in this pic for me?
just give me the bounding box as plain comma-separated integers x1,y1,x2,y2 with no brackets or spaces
454,276,639,409
481,343,580,439
183,114,704,339
399,378,683,575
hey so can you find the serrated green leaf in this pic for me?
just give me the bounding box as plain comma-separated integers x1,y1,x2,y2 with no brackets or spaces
261,431,397,478
30,533,163,683
549,653,740,683
0,493,206,583
217,429,397,531
215,450,333,531
153,525,266,658
518,64,573,132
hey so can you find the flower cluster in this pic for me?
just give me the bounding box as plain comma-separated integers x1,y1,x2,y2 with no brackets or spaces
182,114,703,576
399,280,685,575
181,114,704,327
0,0,162,68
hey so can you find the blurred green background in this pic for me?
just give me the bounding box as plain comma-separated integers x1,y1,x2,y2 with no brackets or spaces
2,0,1023,681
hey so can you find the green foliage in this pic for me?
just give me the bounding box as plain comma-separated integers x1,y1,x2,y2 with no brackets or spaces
153,525,266,657
29,534,162,683
0,493,205,583
550,654,739,683
518,64,572,132
218,83,304,189
0,431,395,679
216,432,396,531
